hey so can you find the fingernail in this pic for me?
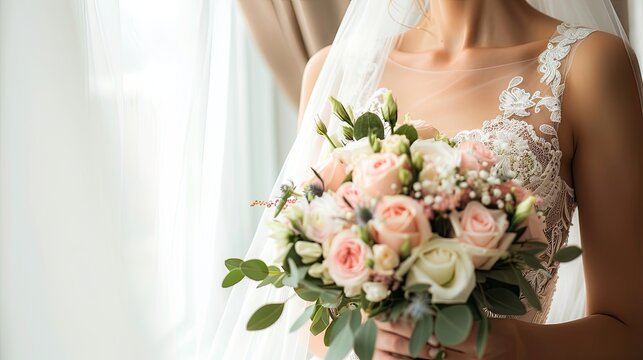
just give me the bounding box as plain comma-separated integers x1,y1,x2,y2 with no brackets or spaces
428,335,440,347
429,348,440,358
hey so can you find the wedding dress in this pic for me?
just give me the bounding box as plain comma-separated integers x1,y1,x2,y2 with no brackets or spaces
212,1,641,359
380,22,595,324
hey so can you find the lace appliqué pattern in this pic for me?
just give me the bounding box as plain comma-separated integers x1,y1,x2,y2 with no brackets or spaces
454,23,595,323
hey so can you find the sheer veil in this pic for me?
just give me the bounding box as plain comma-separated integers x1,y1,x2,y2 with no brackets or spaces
211,0,642,358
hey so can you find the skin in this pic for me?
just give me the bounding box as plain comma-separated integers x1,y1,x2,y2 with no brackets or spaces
301,1,643,358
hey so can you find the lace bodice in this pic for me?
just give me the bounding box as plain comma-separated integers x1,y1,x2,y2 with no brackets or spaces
381,23,597,324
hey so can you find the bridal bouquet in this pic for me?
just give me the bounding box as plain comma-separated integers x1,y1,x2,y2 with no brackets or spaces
222,92,581,360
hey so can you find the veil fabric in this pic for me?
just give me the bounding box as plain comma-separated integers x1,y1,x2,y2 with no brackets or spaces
212,0,641,358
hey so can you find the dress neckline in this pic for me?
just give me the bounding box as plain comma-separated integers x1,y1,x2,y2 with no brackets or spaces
388,22,565,73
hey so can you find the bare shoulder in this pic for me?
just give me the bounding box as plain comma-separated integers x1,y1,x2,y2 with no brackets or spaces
568,31,639,91
298,46,332,125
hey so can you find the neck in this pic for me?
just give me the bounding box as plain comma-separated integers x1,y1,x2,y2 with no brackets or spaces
425,0,538,51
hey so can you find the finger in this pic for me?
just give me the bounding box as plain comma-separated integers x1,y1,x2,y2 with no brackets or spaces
373,350,398,360
438,348,472,360
375,319,414,338
375,330,432,359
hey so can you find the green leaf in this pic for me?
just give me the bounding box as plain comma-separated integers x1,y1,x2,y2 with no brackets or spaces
485,288,526,316
410,316,434,357
434,350,445,360
224,258,243,270
395,124,419,144
512,267,541,311
221,268,245,288
435,305,473,346
388,301,407,322
553,246,582,263
240,259,269,281
354,318,378,360
475,314,489,359
349,308,363,332
517,241,548,255
329,96,353,126
324,309,352,346
290,305,316,333
353,112,385,140
519,252,547,271
310,306,331,336
483,268,519,285
295,287,320,302
326,325,354,360
246,303,285,331
283,258,303,287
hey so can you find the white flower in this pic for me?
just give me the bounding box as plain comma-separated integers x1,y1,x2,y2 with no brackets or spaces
308,263,334,285
295,241,323,264
411,140,459,175
362,282,391,302
396,238,475,304
373,244,400,273
268,220,293,264
381,134,410,155
303,193,344,243
333,138,374,169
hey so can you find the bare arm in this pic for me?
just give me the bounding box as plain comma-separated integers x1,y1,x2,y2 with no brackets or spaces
298,45,332,357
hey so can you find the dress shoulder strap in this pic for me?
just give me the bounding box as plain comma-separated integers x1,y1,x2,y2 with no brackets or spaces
536,23,597,124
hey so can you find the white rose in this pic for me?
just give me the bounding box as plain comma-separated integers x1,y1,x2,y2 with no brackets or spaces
362,282,391,302
396,238,475,304
333,138,374,169
373,244,400,273
295,241,323,264
303,193,344,243
381,134,410,155
308,263,334,285
411,139,459,175
268,220,293,264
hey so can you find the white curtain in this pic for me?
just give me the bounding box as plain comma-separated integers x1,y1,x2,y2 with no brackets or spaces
0,0,294,359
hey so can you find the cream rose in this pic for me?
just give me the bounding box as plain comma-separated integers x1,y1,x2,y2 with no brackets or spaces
371,196,431,254
308,263,334,285
404,120,440,140
450,201,512,270
324,230,372,297
303,193,344,243
411,139,459,175
362,282,391,302
353,153,409,199
372,244,400,272
333,137,374,169
294,241,323,264
381,134,410,155
308,157,347,192
396,238,475,304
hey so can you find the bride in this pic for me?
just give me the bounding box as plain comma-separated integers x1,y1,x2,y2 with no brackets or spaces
214,0,642,359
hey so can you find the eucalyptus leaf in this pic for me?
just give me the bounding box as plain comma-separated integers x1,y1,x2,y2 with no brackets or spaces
353,112,385,140
520,253,547,271
295,287,320,302
349,308,363,333
326,325,354,360
483,268,519,285
221,268,245,288
512,268,541,310
290,305,316,333
224,258,243,270
485,288,526,316
435,305,473,346
240,259,269,281
394,124,419,144
553,246,582,263
246,303,285,331
354,318,378,360
310,306,330,336
409,316,434,357
324,309,352,346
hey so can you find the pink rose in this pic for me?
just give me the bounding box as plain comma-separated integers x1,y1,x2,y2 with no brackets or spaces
450,201,511,269
520,209,547,244
458,141,495,172
371,196,431,254
334,182,368,213
405,120,440,140
309,157,347,192
499,180,532,203
353,153,409,198
324,230,372,297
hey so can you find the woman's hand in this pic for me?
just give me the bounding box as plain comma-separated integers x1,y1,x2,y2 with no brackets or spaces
374,318,523,360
